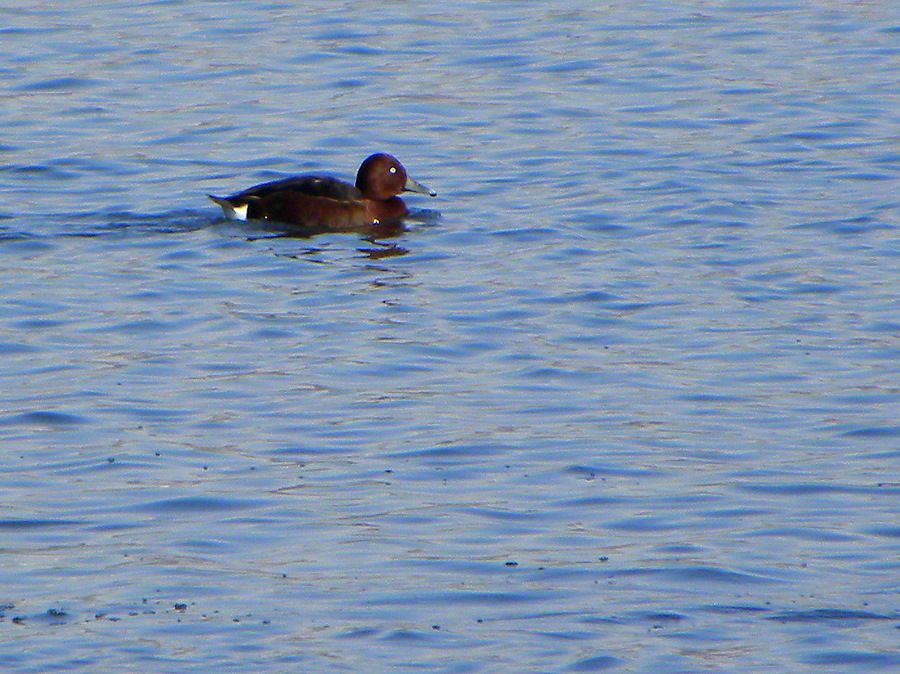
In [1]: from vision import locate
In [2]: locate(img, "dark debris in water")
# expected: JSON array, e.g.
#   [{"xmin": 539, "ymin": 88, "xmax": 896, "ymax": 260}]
[
  {"xmin": 0, "ymin": 599, "xmax": 278, "ymax": 629},
  {"xmin": 6, "ymin": 608, "xmax": 71, "ymax": 625}
]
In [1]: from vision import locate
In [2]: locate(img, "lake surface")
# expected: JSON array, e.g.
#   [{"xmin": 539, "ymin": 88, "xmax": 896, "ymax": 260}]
[{"xmin": 1, "ymin": 1, "xmax": 898, "ymax": 671}]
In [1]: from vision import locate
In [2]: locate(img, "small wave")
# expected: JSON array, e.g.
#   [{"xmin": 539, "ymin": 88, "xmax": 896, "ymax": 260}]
[
  {"xmin": 13, "ymin": 76, "xmax": 102, "ymax": 92},
  {"xmin": 768, "ymin": 608, "xmax": 896, "ymax": 623},
  {"xmin": 0, "ymin": 210, "xmax": 217, "ymax": 241},
  {"xmin": 131, "ymin": 495, "xmax": 265, "ymax": 514},
  {"xmin": 0, "ymin": 410, "xmax": 87, "ymax": 427},
  {"xmin": 0, "ymin": 518, "xmax": 85, "ymax": 530}
]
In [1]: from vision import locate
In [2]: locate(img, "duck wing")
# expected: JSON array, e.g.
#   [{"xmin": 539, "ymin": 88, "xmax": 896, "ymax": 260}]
[{"xmin": 229, "ymin": 175, "xmax": 363, "ymax": 202}]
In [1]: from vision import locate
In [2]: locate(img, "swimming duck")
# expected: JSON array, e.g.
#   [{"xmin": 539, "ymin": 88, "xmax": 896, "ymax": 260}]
[{"xmin": 208, "ymin": 153, "xmax": 436, "ymax": 231}]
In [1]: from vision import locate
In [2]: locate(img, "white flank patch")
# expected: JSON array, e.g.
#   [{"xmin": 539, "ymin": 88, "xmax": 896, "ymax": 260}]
[
  {"xmin": 209, "ymin": 196, "xmax": 249, "ymax": 221},
  {"xmin": 230, "ymin": 203, "xmax": 249, "ymax": 221}
]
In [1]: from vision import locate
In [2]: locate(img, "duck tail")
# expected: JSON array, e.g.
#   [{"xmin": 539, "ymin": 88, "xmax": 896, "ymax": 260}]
[{"xmin": 208, "ymin": 194, "xmax": 249, "ymax": 221}]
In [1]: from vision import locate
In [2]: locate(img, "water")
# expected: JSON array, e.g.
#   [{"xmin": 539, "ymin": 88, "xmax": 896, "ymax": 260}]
[{"xmin": 1, "ymin": 1, "xmax": 899, "ymax": 671}]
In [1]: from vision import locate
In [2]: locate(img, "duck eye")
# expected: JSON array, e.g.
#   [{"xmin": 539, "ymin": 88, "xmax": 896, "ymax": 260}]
[{"xmin": 389, "ymin": 166, "xmax": 397, "ymax": 174}]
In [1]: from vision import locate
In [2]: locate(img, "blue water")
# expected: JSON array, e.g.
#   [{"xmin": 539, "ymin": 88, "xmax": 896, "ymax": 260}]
[{"xmin": 1, "ymin": 2, "xmax": 899, "ymax": 672}]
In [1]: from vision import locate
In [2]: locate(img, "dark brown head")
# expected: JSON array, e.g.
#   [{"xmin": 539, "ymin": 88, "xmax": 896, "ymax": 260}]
[{"xmin": 355, "ymin": 153, "xmax": 436, "ymax": 201}]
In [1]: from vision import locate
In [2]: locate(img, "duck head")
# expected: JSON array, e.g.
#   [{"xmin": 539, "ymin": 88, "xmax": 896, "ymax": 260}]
[{"xmin": 356, "ymin": 153, "xmax": 436, "ymax": 200}]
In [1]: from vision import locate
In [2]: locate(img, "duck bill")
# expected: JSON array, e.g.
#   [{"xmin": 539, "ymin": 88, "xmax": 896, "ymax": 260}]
[{"xmin": 404, "ymin": 175, "xmax": 437, "ymax": 197}]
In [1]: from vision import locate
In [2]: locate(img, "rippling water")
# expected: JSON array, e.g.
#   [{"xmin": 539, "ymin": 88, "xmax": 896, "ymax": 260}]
[{"xmin": 1, "ymin": 2, "xmax": 898, "ymax": 672}]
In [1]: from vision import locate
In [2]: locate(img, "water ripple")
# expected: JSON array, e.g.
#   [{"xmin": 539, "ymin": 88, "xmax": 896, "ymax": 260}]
[{"xmin": 1, "ymin": 2, "xmax": 898, "ymax": 672}]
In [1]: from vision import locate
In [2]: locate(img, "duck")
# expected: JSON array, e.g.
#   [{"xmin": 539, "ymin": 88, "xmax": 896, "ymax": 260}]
[{"xmin": 208, "ymin": 153, "xmax": 436, "ymax": 231}]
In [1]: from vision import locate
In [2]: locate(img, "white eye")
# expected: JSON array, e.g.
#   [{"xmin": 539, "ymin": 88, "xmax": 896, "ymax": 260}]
[{"xmin": 389, "ymin": 166, "xmax": 397, "ymax": 174}]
